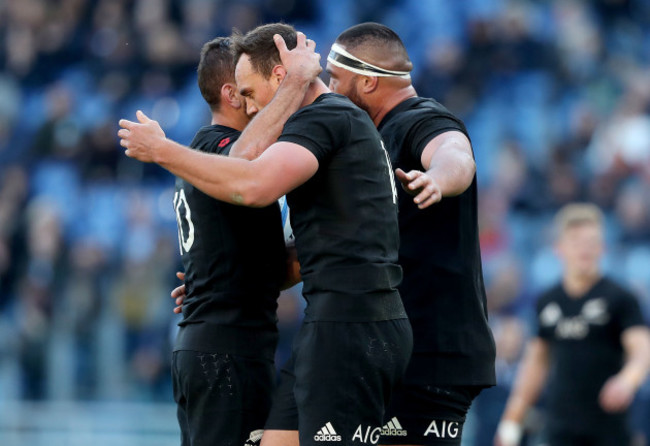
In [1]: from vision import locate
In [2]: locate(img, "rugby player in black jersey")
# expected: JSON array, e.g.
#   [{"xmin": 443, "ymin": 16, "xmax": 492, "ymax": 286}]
[
  {"xmin": 324, "ymin": 23, "xmax": 496, "ymax": 445},
  {"xmin": 119, "ymin": 24, "xmax": 413, "ymax": 446},
  {"xmin": 496, "ymin": 204, "xmax": 650, "ymax": 446},
  {"xmin": 165, "ymin": 36, "xmax": 314, "ymax": 446}
]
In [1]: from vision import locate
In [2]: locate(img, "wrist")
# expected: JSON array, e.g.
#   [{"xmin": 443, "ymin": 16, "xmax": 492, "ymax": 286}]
[
  {"xmin": 152, "ymin": 137, "xmax": 172, "ymax": 166},
  {"xmin": 283, "ymin": 70, "xmax": 313, "ymax": 88},
  {"xmin": 497, "ymin": 420, "xmax": 523, "ymax": 445}
]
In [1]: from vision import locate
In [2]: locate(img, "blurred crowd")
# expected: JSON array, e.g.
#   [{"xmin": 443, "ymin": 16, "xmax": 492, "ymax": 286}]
[{"xmin": 1, "ymin": 0, "xmax": 650, "ymax": 443}]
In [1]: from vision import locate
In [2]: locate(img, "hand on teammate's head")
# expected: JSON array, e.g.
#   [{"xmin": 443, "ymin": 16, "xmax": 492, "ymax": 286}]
[{"xmin": 274, "ymin": 31, "xmax": 322, "ymax": 83}]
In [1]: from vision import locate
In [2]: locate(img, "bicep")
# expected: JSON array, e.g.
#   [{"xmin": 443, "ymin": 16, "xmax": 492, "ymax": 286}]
[
  {"xmin": 251, "ymin": 141, "xmax": 319, "ymax": 202},
  {"xmin": 420, "ymin": 130, "xmax": 473, "ymax": 170}
]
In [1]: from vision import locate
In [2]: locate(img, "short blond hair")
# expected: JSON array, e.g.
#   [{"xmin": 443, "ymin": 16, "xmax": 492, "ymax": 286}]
[{"xmin": 554, "ymin": 203, "xmax": 604, "ymax": 237}]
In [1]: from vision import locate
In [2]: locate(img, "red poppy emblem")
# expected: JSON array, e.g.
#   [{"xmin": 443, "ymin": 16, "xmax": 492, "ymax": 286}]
[{"xmin": 218, "ymin": 137, "xmax": 231, "ymax": 148}]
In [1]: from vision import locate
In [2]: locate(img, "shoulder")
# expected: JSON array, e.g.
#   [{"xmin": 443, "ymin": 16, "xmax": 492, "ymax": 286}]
[
  {"xmin": 293, "ymin": 93, "xmax": 362, "ymax": 119},
  {"xmin": 380, "ymin": 97, "xmax": 468, "ymax": 138},
  {"xmin": 536, "ymin": 283, "xmax": 564, "ymax": 309},
  {"xmin": 597, "ymin": 277, "xmax": 638, "ymax": 303},
  {"xmin": 190, "ymin": 125, "xmax": 241, "ymax": 154}
]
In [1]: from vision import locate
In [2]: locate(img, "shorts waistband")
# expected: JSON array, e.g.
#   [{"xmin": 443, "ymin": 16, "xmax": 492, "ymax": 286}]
[
  {"xmin": 174, "ymin": 323, "xmax": 278, "ymax": 359},
  {"xmin": 304, "ymin": 290, "xmax": 407, "ymax": 322},
  {"xmin": 302, "ymin": 264, "xmax": 403, "ymax": 295}
]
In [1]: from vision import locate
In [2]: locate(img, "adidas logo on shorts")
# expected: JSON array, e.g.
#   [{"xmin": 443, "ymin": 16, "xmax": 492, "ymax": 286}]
[
  {"xmin": 244, "ymin": 429, "xmax": 264, "ymax": 446},
  {"xmin": 314, "ymin": 422, "xmax": 342, "ymax": 442},
  {"xmin": 381, "ymin": 417, "xmax": 408, "ymax": 437}
]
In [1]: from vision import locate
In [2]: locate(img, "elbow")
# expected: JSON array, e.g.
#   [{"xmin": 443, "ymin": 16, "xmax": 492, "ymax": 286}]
[
  {"xmin": 453, "ymin": 155, "xmax": 476, "ymax": 195},
  {"xmin": 233, "ymin": 180, "xmax": 277, "ymax": 208}
]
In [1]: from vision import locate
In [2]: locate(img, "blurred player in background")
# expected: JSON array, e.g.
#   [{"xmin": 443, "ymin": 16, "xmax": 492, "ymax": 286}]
[
  {"xmin": 119, "ymin": 23, "xmax": 413, "ymax": 446},
  {"xmin": 496, "ymin": 203, "xmax": 650, "ymax": 446},
  {"xmin": 326, "ymin": 23, "xmax": 496, "ymax": 445},
  {"xmin": 165, "ymin": 35, "xmax": 310, "ymax": 446}
]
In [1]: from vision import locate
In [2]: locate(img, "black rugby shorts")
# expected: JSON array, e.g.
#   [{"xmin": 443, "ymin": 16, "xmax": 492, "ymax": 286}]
[
  {"xmin": 172, "ymin": 350, "xmax": 275, "ymax": 446},
  {"xmin": 380, "ymin": 380, "xmax": 484, "ymax": 445},
  {"xmin": 265, "ymin": 319, "xmax": 413, "ymax": 445}
]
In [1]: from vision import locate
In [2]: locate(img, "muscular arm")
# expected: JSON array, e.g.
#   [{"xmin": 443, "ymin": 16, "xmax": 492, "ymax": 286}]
[
  {"xmin": 599, "ymin": 326, "xmax": 650, "ymax": 412},
  {"xmin": 421, "ymin": 130, "xmax": 476, "ymax": 195},
  {"xmin": 156, "ymin": 139, "xmax": 318, "ymax": 207},
  {"xmin": 395, "ymin": 130, "xmax": 476, "ymax": 208},
  {"xmin": 496, "ymin": 337, "xmax": 550, "ymax": 445}
]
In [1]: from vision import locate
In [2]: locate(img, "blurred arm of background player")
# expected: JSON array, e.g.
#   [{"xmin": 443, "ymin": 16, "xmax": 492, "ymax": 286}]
[
  {"xmin": 599, "ymin": 326, "xmax": 650, "ymax": 412},
  {"xmin": 395, "ymin": 130, "xmax": 475, "ymax": 210},
  {"xmin": 494, "ymin": 337, "xmax": 550, "ymax": 446}
]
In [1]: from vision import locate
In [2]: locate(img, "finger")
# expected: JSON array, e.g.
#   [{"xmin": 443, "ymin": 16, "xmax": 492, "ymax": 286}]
[
  {"xmin": 417, "ymin": 194, "xmax": 438, "ymax": 209},
  {"xmin": 413, "ymin": 187, "xmax": 432, "ymax": 204},
  {"xmin": 120, "ymin": 139, "xmax": 129, "ymax": 148},
  {"xmin": 117, "ymin": 129, "xmax": 130, "ymax": 139},
  {"xmin": 136, "ymin": 110, "xmax": 151, "ymax": 124},
  {"xmin": 173, "ymin": 306, "xmax": 182, "ymax": 314},
  {"xmin": 394, "ymin": 168, "xmax": 410, "ymax": 183},
  {"xmin": 171, "ymin": 285, "xmax": 185, "ymax": 298},
  {"xmin": 408, "ymin": 175, "xmax": 428, "ymax": 190},
  {"xmin": 273, "ymin": 34, "xmax": 288, "ymax": 54},
  {"xmin": 119, "ymin": 119, "xmax": 135, "ymax": 130},
  {"xmin": 295, "ymin": 31, "xmax": 306, "ymax": 47},
  {"xmin": 176, "ymin": 297, "xmax": 184, "ymax": 306},
  {"xmin": 416, "ymin": 189, "xmax": 441, "ymax": 208},
  {"xmin": 306, "ymin": 39, "xmax": 316, "ymax": 50},
  {"xmin": 176, "ymin": 271, "xmax": 185, "ymax": 280}
]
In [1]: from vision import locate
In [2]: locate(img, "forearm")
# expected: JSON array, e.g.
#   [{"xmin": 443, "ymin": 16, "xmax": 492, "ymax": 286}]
[
  {"xmin": 230, "ymin": 72, "xmax": 311, "ymax": 160},
  {"xmin": 425, "ymin": 146, "xmax": 475, "ymax": 197},
  {"xmin": 154, "ymin": 137, "xmax": 265, "ymax": 206},
  {"xmin": 619, "ymin": 328, "xmax": 650, "ymax": 390},
  {"xmin": 502, "ymin": 342, "xmax": 549, "ymax": 423}
]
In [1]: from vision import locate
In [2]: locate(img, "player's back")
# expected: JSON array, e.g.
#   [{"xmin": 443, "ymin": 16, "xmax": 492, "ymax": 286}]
[
  {"xmin": 278, "ymin": 93, "xmax": 405, "ymax": 322},
  {"xmin": 173, "ymin": 125, "xmax": 286, "ymax": 354}
]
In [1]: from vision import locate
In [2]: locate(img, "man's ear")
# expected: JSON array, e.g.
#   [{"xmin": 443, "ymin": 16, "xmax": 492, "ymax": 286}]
[
  {"xmin": 271, "ymin": 64, "xmax": 287, "ymax": 86},
  {"xmin": 221, "ymin": 83, "xmax": 242, "ymax": 109},
  {"xmin": 360, "ymin": 75, "xmax": 379, "ymax": 94}
]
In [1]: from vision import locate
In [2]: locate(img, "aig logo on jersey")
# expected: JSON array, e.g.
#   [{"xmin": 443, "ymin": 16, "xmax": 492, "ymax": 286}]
[
  {"xmin": 314, "ymin": 422, "xmax": 342, "ymax": 442},
  {"xmin": 424, "ymin": 419, "xmax": 460, "ymax": 439}
]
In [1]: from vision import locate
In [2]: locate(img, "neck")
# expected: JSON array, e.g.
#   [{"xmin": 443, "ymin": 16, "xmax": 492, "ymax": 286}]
[
  {"xmin": 301, "ymin": 78, "xmax": 330, "ymax": 107},
  {"xmin": 210, "ymin": 109, "xmax": 247, "ymax": 132},
  {"xmin": 369, "ymin": 84, "xmax": 417, "ymax": 127},
  {"xmin": 562, "ymin": 270, "xmax": 601, "ymax": 298}
]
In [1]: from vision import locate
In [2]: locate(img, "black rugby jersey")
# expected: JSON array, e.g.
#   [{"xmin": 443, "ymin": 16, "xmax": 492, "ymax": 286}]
[
  {"xmin": 378, "ymin": 97, "xmax": 496, "ymax": 386},
  {"xmin": 536, "ymin": 277, "xmax": 645, "ymax": 434},
  {"xmin": 278, "ymin": 93, "xmax": 405, "ymax": 322},
  {"xmin": 173, "ymin": 125, "xmax": 286, "ymax": 358}
]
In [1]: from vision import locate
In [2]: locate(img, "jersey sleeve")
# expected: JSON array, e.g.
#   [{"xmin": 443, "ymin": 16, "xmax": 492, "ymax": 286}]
[
  {"xmin": 406, "ymin": 114, "xmax": 469, "ymax": 165},
  {"xmin": 277, "ymin": 102, "xmax": 348, "ymax": 163},
  {"xmin": 535, "ymin": 294, "xmax": 553, "ymax": 340},
  {"xmin": 614, "ymin": 291, "xmax": 646, "ymax": 332}
]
